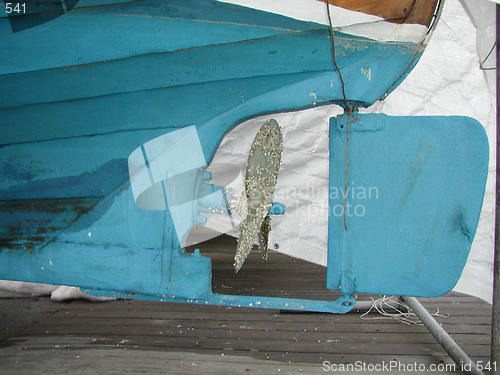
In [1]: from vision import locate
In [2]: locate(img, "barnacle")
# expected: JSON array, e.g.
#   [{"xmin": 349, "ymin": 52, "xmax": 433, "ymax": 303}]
[{"xmin": 234, "ymin": 119, "xmax": 283, "ymax": 273}]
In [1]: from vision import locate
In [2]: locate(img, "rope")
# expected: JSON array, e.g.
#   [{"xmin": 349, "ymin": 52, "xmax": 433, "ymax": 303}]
[
  {"xmin": 342, "ymin": 113, "xmax": 351, "ymax": 231},
  {"xmin": 325, "ymin": 0, "xmax": 350, "ymax": 111},
  {"xmin": 360, "ymin": 296, "xmax": 448, "ymax": 325},
  {"xmin": 325, "ymin": 0, "xmax": 353, "ymax": 230}
]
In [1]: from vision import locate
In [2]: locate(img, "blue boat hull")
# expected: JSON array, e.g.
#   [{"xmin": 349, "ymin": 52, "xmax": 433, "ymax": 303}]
[
  {"xmin": 0, "ymin": 0, "xmax": 422, "ymax": 246},
  {"xmin": 3, "ymin": 0, "xmax": 484, "ymax": 312}
]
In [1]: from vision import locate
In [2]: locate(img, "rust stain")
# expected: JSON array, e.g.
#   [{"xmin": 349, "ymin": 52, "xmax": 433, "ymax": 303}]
[
  {"xmin": 316, "ymin": 0, "xmax": 439, "ymax": 26},
  {"xmin": 26, "ymin": 243, "xmax": 35, "ymax": 254}
]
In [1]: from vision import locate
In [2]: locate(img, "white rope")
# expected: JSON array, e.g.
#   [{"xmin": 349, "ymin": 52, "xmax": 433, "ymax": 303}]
[{"xmin": 360, "ymin": 295, "xmax": 448, "ymax": 325}]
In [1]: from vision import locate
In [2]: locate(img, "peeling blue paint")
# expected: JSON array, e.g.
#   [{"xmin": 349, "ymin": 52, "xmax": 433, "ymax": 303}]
[{"xmin": 451, "ymin": 208, "xmax": 474, "ymax": 243}]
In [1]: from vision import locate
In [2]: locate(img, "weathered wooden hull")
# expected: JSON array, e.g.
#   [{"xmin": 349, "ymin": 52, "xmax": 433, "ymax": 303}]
[
  {"xmin": 3, "ymin": 0, "xmax": 485, "ymax": 312},
  {"xmin": 0, "ymin": 0, "xmax": 426, "ymax": 245}
]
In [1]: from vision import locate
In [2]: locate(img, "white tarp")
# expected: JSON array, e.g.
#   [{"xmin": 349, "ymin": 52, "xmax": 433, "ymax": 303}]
[
  {"xmin": 204, "ymin": 0, "xmax": 497, "ymax": 304},
  {"xmin": 218, "ymin": 0, "xmax": 429, "ymax": 43}
]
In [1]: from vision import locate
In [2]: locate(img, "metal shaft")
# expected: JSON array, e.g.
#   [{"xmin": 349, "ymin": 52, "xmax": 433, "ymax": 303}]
[{"xmin": 402, "ymin": 296, "xmax": 484, "ymax": 375}]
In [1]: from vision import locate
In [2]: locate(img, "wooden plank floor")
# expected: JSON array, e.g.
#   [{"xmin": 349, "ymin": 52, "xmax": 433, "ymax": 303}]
[{"xmin": 0, "ymin": 235, "xmax": 493, "ymax": 374}]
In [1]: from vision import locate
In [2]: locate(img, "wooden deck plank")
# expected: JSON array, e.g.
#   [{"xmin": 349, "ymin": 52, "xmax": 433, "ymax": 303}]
[
  {"xmin": 17, "ymin": 316, "xmax": 493, "ymax": 335},
  {"xmin": 22, "ymin": 308, "xmax": 492, "ymax": 327},
  {"xmin": 0, "ymin": 344, "xmax": 467, "ymax": 375},
  {"xmin": 17, "ymin": 324, "xmax": 489, "ymax": 345},
  {"xmin": 0, "ymin": 234, "xmax": 493, "ymax": 374}
]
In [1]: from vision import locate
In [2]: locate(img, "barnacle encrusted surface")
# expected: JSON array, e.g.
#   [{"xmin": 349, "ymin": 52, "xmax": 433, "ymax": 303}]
[
  {"xmin": 258, "ymin": 214, "xmax": 271, "ymax": 262},
  {"xmin": 234, "ymin": 119, "xmax": 283, "ymax": 273}
]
